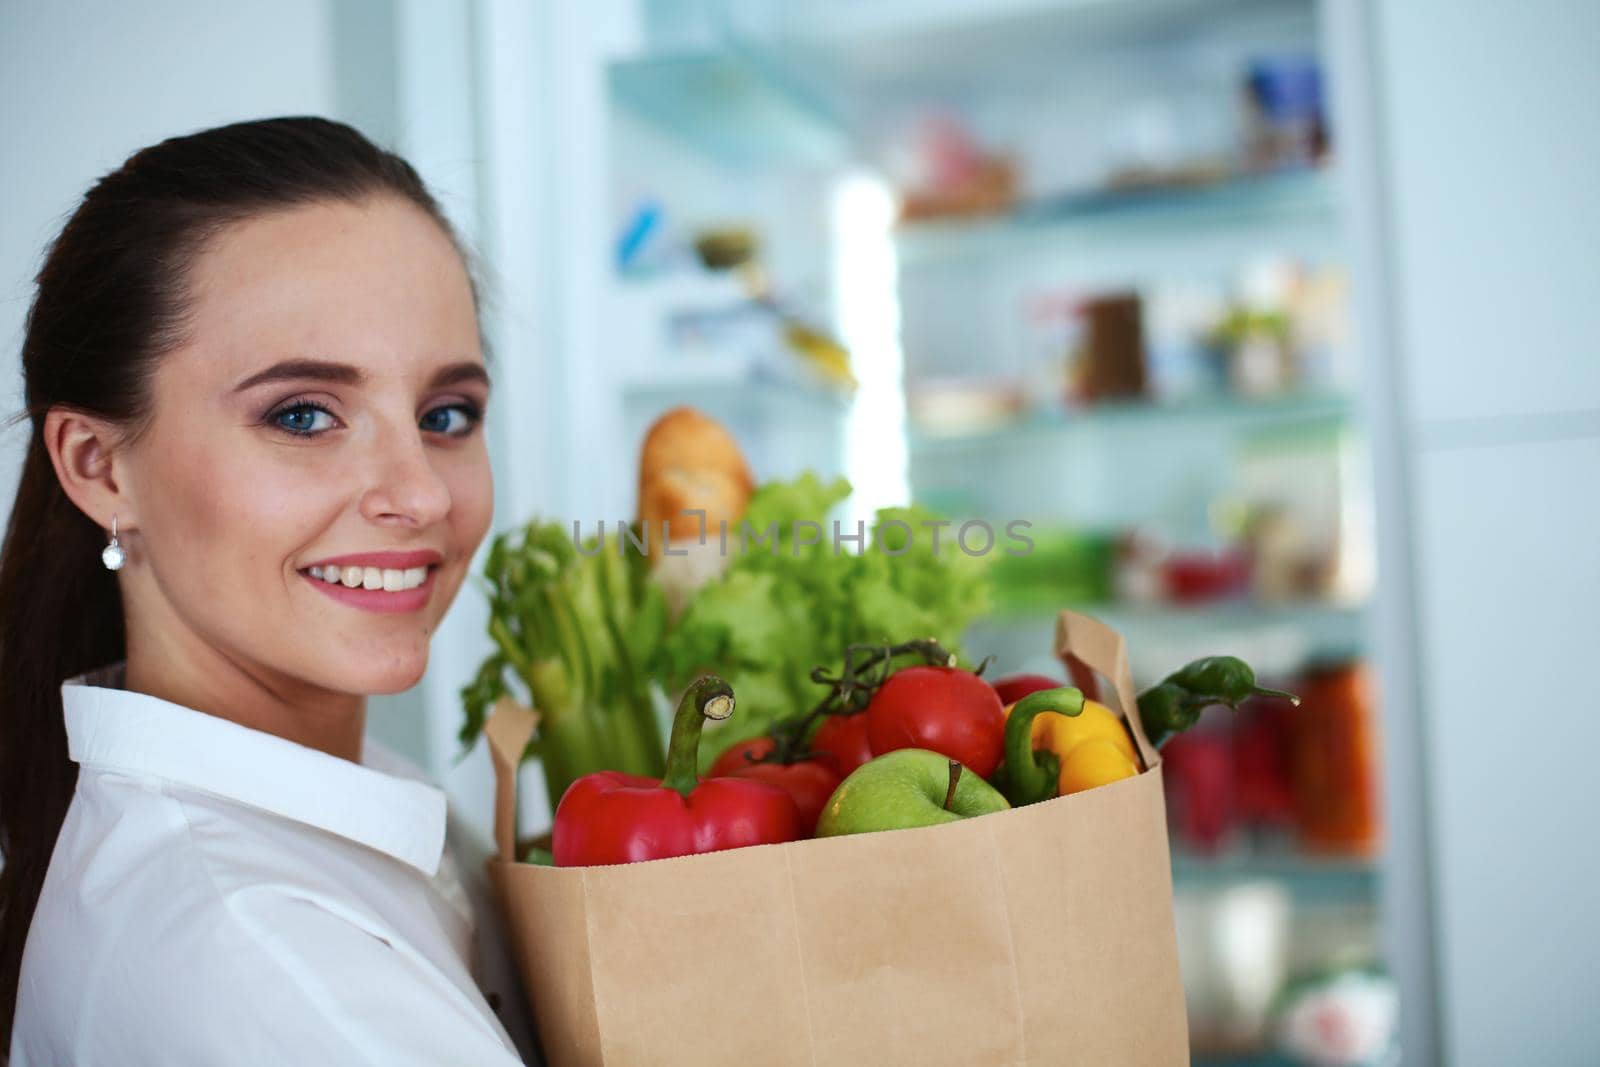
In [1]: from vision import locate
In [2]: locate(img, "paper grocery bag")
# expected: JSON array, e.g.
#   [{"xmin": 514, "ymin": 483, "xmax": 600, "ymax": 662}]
[{"xmin": 485, "ymin": 609, "xmax": 1188, "ymax": 1066}]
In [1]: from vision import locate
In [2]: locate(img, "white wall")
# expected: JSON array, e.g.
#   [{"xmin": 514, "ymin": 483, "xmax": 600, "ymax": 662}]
[
  {"xmin": 0, "ymin": 0, "xmax": 337, "ymax": 501},
  {"xmin": 1346, "ymin": 1, "xmax": 1600, "ymax": 1063}
]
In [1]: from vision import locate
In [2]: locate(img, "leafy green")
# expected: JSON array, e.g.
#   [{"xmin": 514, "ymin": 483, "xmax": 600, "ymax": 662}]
[
  {"xmin": 463, "ymin": 472, "xmax": 995, "ymax": 795},
  {"xmin": 459, "ymin": 520, "xmax": 667, "ymax": 816},
  {"xmin": 653, "ymin": 473, "xmax": 993, "ymax": 772}
]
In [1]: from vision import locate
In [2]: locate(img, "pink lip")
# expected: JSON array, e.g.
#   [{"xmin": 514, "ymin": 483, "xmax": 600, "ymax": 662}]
[
  {"xmin": 302, "ymin": 549, "xmax": 444, "ymax": 570},
  {"xmin": 302, "ymin": 565, "xmax": 439, "ymax": 615}
]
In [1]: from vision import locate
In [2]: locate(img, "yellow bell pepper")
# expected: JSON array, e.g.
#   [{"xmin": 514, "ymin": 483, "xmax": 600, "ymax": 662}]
[
  {"xmin": 997, "ymin": 690, "xmax": 1141, "ymax": 805},
  {"xmin": 1057, "ymin": 736, "xmax": 1139, "ymax": 795}
]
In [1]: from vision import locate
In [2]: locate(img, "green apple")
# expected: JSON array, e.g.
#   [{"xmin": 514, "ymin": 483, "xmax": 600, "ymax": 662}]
[{"xmin": 814, "ymin": 749, "xmax": 1011, "ymax": 837}]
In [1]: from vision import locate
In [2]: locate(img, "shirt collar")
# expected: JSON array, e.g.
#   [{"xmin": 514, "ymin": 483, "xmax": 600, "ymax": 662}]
[{"xmin": 61, "ymin": 660, "xmax": 448, "ymax": 877}]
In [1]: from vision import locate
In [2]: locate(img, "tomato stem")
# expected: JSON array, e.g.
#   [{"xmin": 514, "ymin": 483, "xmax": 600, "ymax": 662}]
[{"xmin": 762, "ymin": 637, "xmax": 957, "ymax": 766}]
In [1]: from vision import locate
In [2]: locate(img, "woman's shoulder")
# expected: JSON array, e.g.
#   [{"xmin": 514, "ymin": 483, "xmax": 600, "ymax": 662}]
[
  {"xmin": 38, "ymin": 772, "xmax": 365, "ymax": 942},
  {"xmin": 41, "ymin": 766, "xmax": 447, "ymax": 983},
  {"xmin": 68, "ymin": 765, "xmax": 395, "ymax": 897},
  {"xmin": 17, "ymin": 827, "xmax": 522, "ymax": 1065},
  {"xmin": 19, "ymin": 788, "xmax": 346, "ymax": 1057}
]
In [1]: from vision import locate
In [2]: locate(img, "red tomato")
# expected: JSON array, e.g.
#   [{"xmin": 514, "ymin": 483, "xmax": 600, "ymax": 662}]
[
  {"xmin": 865, "ymin": 665, "xmax": 1007, "ymax": 779},
  {"xmin": 808, "ymin": 713, "xmax": 875, "ymax": 777},
  {"xmin": 708, "ymin": 734, "xmax": 841, "ymax": 837},
  {"xmin": 990, "ymin": 672, "xmax": 1066, "ymax": 706},
  {"xmin": 709, "ymin": 735, "xmax": 776, "ymax": 778}
]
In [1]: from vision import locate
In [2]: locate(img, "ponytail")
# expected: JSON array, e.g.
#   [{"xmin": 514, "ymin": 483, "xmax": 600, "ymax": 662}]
[{"xmin": 0, "ymin": 437, "xmax": 125, "ymax": 1039}]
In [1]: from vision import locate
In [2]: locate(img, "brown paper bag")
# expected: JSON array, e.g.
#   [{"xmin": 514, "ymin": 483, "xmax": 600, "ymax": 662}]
[{"xmin": 484, "ymin": 610, "xmax": 1188, "ymax": 1066}]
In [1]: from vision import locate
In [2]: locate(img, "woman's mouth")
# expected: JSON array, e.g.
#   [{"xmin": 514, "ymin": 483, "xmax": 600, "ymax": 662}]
[{"xmin": 299, "ymin": 563, "xmax": 439, "ymax": 614}]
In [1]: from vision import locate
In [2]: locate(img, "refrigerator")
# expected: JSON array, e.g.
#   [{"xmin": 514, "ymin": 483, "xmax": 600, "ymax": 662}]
[{"xmin": 392, "ymin": 1, "xmax": 1600, "ymax": 1063}]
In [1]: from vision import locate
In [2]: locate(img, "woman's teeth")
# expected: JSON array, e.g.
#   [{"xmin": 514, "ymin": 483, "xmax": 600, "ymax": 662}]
[{"xmin": 307, "ymin": 564, "xmax": 429, "ymax": 591}]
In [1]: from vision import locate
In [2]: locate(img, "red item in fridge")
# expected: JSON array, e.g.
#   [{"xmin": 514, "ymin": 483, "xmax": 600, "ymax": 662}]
[
  {"xmin": 1161, "ymin": 548, "xmax": 1252, "ymax": 603},
  {"xmin": 1160, "ymin": 727, "xmax": 1236, "ymax": 853},
  {"xmin": 1231, "ymin": 700, "xmax": 1298, "ymax": 830}
]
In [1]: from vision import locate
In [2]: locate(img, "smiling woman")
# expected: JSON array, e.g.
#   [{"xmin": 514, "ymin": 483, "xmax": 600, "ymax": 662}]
[{"xmin": 0, "ymin": 118, "xmax": 527, "ymax": 1065}]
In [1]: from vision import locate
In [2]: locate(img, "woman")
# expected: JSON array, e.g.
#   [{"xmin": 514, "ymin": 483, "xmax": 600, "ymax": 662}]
[{"xmin": 0, "ymin": 117, "xmax": 530, "ymax": 1064}]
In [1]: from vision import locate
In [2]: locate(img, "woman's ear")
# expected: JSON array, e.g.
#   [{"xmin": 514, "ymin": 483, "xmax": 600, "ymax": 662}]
[{"xmin": 42, "ymin": 406, "xmax": 135, "ymax": 535}]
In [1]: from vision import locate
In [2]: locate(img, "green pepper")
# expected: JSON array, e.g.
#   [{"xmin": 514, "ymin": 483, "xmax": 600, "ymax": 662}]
[
  {"xmin": 1137, "ymin": 655, "xmax": 1299, "ymax": 748},
  {"xmin": 990, "ymin": 686, "xmax": 1086, "ymax": 807}
]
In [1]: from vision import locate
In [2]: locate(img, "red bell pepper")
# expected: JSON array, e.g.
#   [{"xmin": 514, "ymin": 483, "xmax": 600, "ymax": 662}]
[
  {"xmin": 708, "ymin": 734, "xmax": 841, "ymax": 837},
  {"xmin": 552, "ymin": 676, "xmax": 802, "ymax": 866}
]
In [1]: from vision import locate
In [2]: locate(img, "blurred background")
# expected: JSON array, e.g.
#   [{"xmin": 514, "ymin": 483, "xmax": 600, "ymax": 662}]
[{"xmin": 3, "ymin": 1, "xmax": 1596, "ymax": 1064}]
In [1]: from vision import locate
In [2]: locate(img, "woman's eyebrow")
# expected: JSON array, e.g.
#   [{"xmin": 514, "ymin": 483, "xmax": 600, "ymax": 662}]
[
  {"xmin": 431, "ymin": 361, "xmax": 492, "ymax": 392},
  {"xmin": 231, "ymin": 358, "xmax": 491, "ymax": 393}
]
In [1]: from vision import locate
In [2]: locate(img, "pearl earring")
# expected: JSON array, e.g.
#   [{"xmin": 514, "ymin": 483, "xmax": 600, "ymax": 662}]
[{"xmin": 102, "ymin": 514, "xmax": 126, "ymax": 571}]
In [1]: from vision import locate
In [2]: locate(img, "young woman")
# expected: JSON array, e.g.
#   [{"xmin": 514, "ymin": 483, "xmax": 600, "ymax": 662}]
[{"xmin": 0, "ymin": 117, "xmax": 530, "ymax": 1064}]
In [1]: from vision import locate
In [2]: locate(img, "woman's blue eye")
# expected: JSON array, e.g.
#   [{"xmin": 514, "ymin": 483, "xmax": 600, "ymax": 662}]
[
  {"xmin": 421, "ymin": 403, "xmax": 483, "ymax": 436},
  {"xmin": 272, "ymin": 402, "xmax": 336, "ymax": 436}
]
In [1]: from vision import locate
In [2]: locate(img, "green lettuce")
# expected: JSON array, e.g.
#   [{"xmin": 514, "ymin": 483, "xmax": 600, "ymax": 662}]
[{"xmin": 653, "ymin": 473, "xmax": 993, "ymax": 772}]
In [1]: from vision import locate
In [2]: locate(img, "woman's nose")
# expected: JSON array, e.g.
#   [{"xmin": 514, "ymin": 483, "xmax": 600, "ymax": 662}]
[{"xmin": 358, "ymin": 427, "xmax": 452, "ymax": 528}]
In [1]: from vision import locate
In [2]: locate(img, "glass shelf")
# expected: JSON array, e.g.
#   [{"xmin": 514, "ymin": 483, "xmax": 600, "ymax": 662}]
[
  {"xmin": 894, "ymin": 168, "xmax": 1339, "ymax": 268},
  {"xmin": 1172, "ymin": 847, "xmax": 1380, "ymax": 906},
  {"xmin": 608, "ymin": 46, "xmax": 848, "ymax": 169},
  {"xmin": 621, "ymin": 364, "xmax": 852, "ymax": 410},
  {"xmin": 909, "ymin": 389, "xmax": 1355, "ymax": 453},
  {"xmin": 967, "ymin": 600, "xmax": 1369, "ymax": 680}
]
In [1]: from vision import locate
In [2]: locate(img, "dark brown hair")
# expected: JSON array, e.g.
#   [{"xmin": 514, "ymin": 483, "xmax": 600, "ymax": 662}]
[{"xmin": 0, "ymin": 116, "xmax": 487, "ymax": 1047}]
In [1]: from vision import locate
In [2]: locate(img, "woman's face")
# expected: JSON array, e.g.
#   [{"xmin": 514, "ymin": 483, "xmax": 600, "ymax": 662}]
[{"xmin": 120, "ymin": 194, "xmax": 493, "ymax": 697}]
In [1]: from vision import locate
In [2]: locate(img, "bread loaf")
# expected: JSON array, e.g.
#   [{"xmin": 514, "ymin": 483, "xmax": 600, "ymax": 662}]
[{"xmin": 635, "ymin": 406, "xmax": 754, "ymax": 563}]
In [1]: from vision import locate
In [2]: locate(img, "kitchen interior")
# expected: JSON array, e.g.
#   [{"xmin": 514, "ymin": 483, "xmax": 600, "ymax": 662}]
[{"xmin": 5, "ymin": 1, "xmax": 1596, "ymax": 1064}]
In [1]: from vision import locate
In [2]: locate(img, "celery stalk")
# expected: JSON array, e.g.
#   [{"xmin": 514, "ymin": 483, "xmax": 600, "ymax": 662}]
[{"xmin": 460, "ymin": 520, "xmax": 669, "ymax": 821}]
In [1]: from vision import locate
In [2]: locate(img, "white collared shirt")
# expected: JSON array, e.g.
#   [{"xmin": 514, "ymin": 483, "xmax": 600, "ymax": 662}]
[{"xmin": 10, "ymin": 662, "xmax": 531, "ymax": 1066}]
